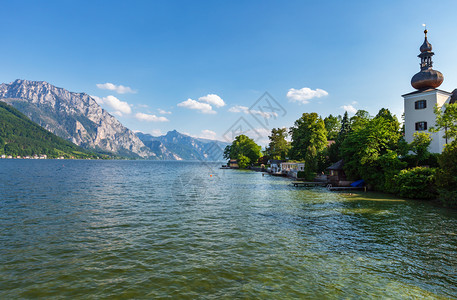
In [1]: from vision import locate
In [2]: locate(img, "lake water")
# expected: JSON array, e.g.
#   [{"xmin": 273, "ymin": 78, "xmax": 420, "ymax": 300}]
[{"xmin": 1, "ymin": 160, "xmax": 456, "ymax": 299}]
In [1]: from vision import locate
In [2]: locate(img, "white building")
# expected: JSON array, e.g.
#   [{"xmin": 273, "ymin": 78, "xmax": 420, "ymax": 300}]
[{"xmin": 402, "ymin": 29, "xmax": 456, "ymax": 153}]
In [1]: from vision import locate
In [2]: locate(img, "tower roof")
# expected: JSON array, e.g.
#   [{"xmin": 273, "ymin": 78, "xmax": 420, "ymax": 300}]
[
  {"xmin": 420, "ymin": 29, "xmax": 433, "ymax": 53},
  {"xmin": 411, "ymin": 29, "xmax": 444, "ymax": 90}
]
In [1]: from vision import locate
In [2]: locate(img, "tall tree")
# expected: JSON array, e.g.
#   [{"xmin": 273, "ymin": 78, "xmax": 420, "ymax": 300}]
[
  {"xmin": 430, "ymin": 103, "xmax": 457, "ymax": 142},
  {"xmin": 324, "ymin": 114, "xmax": 341, "ymax": 140},
  {"xmin": 340, "ymin": 108, "xmax": 404, "ymax": 190},
  {"xmin": 289, "ymin": 112, "xmax": 327, "ymax": 173},
  {"xmin": 225, "ymin": 135, "xmax": 262, "ymax": 168},
  {"xmin": 265, "ymin": 128, "xmax": 290, "ymax": 160},
  {"xmin": 350, "ymin": 109, "xmax": 371, "ymax": 131}
]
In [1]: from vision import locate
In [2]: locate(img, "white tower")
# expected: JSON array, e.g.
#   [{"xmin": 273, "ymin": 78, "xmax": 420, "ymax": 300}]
[{"xmin": 402, "ymin": 29, "xmax": 451, "ymax": 153}]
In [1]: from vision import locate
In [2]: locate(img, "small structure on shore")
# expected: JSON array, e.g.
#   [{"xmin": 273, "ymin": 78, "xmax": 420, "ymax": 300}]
[
  {"xmin": 267, "ymin": 159, "xmax": 286, "ymax": 175},
  {"xmin": 327, "ymin": 160, "xmax": 351, "ymax": 187},
  {"xmin": 228, "ymin": 159, "xmax": 238, "ymax": 168},
  {"xmin": 280, "ymin": 162, "xmax": 305, "ymax": 178}
]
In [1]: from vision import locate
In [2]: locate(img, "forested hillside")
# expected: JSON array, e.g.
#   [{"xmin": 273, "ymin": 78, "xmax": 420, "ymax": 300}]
[{"xmin": 0, "ymin": 101, "xmax": 102, "ymax": 159}]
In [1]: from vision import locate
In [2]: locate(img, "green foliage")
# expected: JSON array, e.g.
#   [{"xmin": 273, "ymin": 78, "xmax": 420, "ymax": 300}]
[
  {"xmin": 409, "ymin": 132, "xmax": 431, "ymax": 166},
  {"xmin": 350, "ymin": 110, "xmax": 371, "ymax": 131},
  {"xmin": 0, "ymin": 101, "xmax": 102, "ymax": 159},
  {"xmin": 225, "ymin": 135, "xmax": 261, "ymax": 168},
  {"xmin": 430, "ymin": 103, "xmax": 457, "ymax": 141},
  {"xmin": 237, "ymin": 155, "xmax": 250, "ymax": 169},
  {"xmin": 338, "ymin": 111, "xmax": 351, "ymax": 141},
  {"xmin": 435, "ymin": 141, "xmax": 457, "ymax": 207},
  {"xmin": 393, "ymin": 167, "xmax": 437, "ymax": 200},
  {"xmin": 265, "ymin": 128, "xmax": 290, "ymax": 160},
  {"xmin": 340, "ymin": 108, "xmax": 402, "ymax": 190},
  {"xmin": 324, "ymin": 114, "xmax": 341, "ymax": 140},
  {"xmin": 289, "ymin": 113, "xmax": 327, "ymax": 173}
]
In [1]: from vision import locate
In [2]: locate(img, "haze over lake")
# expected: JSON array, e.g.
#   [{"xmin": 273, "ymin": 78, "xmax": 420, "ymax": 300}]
[{"xmin": 1, "ymin": 160, "xmax": 456, "ymax": 298}]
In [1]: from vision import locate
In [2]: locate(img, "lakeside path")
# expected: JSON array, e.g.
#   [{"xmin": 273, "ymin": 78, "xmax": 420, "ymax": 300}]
[{"xmin": 1, "ymin": 160, "xmax": 456, "ymax": 299}]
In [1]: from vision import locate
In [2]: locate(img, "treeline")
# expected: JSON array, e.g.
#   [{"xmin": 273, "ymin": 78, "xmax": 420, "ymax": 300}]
[
  {"xmin": 224, "ymin": 104, "xmax": 457, "ymax": 208},
  {"xmin": 0, "ymin": 101, "xmax": 104, "ymax": 159}
]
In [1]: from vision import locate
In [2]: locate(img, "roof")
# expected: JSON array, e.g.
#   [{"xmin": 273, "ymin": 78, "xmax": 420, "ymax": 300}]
[
  {"xmin": 327, "ymin": 159, "xmax": 344, "ymax": 170},
  {"xmin": 402, "ymin": 88, "xmax": 451, "ymax": 97},
  {"xmin": 450, "ymin": 89, "xmax": 457, "ymax": 104},
  {"xmin": 268, "ymin": 159, "xmax": 286, "ymax": 164}
]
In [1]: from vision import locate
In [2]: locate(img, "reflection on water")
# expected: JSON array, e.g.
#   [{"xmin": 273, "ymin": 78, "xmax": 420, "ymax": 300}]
[{"xmin": 0, "ymin": 160, "xmax": 456, "ymax": 298}]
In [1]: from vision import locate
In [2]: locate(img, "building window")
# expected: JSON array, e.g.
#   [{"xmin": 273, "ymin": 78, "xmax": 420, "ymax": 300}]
[
  {"xmin": 415, "ymin": 100, "xmax": 427, "ymax": 109},
  {"xmin": 415, "ymin": 121, "xmax": 427, "ymax": 131}
]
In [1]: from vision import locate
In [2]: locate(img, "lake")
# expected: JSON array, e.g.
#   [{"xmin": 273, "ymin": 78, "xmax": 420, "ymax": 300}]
[{"xmin": 1, "ymin": 160, "xmax": 456, "ymax": 298}]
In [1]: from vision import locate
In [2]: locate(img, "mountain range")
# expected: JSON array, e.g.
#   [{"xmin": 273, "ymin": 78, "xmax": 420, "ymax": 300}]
[{"xmin": 0, "ymin": 79, "xmax": 228, "ymax": 160}]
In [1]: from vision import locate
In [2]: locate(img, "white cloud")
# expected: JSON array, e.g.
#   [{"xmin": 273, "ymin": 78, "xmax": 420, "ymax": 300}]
[
  {"xmin": 150, "ymin": 129, "xmax": 163, "ymax": 136},
  {"xmin": 96, "ymin": 82, "xmax": 137, "ymax": 94},
  {"xmin": 228, "ymin": 105, "xmax": 277, "ymax": 119},
  {"xmin": 341, "ymin": 105, "xmax": 357, "ymax": 114},
  {"xmin": 198, "ymin": 129, "xmax": 218, "ymax": 140},
  {"xmin": 101, "ymin": 95, "xmax": 132, "ymax": 114},
  {"xmin": 158, "ymin": 108, "xmax": 172, "ymax": 115},
  {"xmin": 92, "ymin": 95, "xmax": 132, "ymax": 115},
  {"xmin": 287, "ymin": 87, "xmax": 328, "ymax": 104},
  {"xmin": 111, "ymin": 111, "xmax": 124, "ymax": 117},
  {"xmin": 135, "ymin": 112, "xmax": 169, "ymax": 122},
  {"xmin": 177, "ymin": 98, "xmax": 216, "ymax": 114},
  {"xmin": 228, "ymin": 105, "xmax": 248, "ymax": 113},
  {"xmin": 198, "ymin": 94, "xmax": 225, "ymax": 108}
]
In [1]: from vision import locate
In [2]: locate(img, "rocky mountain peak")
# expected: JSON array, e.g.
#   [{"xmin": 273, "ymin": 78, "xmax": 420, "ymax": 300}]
[{"xmin": 0, "ymin": 79, "xmax": 153, "ymax": 158}]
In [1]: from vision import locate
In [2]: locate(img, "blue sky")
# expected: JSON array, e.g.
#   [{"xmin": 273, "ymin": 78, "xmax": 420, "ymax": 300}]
[{"xmin": 2, "ymin": 0, "xmax": 457, "ymax": 145}]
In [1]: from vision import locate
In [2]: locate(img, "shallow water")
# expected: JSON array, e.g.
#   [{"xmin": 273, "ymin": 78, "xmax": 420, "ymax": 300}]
[{"xmin": 1, "ymin": 160, "xmax": 456, "ymax": 298}]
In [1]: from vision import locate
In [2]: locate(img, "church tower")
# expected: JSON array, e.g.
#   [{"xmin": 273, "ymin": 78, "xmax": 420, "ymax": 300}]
[{"xmin": 402, "ymin": 29, "xmax": 451, "ymax": 153}]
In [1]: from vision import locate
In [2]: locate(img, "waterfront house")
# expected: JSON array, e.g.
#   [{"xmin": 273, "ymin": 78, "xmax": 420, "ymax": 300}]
[
  {"xmin": 268, "ymin": 159, "xmax": 286, "ymax": 175},
  {"xmin": 229, "ymin": 159, "xmax": 238, "ymax": 168},
  {"xmin": 327, "ymin": 160, "xmax": 351, "ymax": 186},
  {"xmin": 280, "ymin": 162, "xmax": 305, "ymax": 178}
]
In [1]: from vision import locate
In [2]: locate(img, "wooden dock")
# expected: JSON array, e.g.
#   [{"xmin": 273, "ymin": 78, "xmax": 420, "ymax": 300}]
[
  {"xmin": 326, "ymin": 185, "xmax": 367, "ymax": 192},
  {"xmin": 291, "ymin": 181, "xmax": 327, "ymax": 187}
]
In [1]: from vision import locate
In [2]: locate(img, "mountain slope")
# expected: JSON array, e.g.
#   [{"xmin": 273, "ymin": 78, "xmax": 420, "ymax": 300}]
[
  {"xmin": 0, "ymin": 79, "xmax": 153, "ymax": 158},
  {"xmin": 137, "ymin": 130, "xmax": 229, "ymax": 161},
  {"xmin": 0, "ymin": 101, "xmax": 102, "ymax": 158}
]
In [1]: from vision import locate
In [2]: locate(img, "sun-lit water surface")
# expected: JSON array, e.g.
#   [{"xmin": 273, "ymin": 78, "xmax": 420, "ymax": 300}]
[{"xmin": 1, "ymin": 160, "xmax": 456, "ymax": 299}]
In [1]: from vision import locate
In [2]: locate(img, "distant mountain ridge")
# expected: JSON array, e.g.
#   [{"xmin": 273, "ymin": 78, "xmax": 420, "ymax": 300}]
[
  {"xmin": 0, "ymin": 79, "xmax": 228, "ymax": 160},
  {"xmin": 0, "ymin": 79, "xmax": 153, "ymax": 158},
  {"xmin": 137, "ymin": 130, "xmax": 229, "ymax": 161}
]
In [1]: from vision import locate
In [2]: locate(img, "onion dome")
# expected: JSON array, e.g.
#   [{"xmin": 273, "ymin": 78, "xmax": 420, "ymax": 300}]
[
  {"xmin": 420, "ymin": 29, "xmax": 432, "ymax": 52},
  {"xmin": 411, "ymin": 29, "xmax": 444, "ymax": 90}
]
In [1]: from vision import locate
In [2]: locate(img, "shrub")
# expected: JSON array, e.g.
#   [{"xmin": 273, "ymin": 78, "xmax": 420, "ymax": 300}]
[
  {"xmin": 437, "ymin": 189, "xmax": 457, "ymax": 208},
  {"xmin": 393, "ymin": 167, "xmax": 437, "ymax": 200}
]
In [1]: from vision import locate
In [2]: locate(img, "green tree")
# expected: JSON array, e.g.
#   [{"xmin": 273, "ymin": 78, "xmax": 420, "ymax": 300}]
[
  {"xmin": 225, "ymin": 135, "xmax": 262, "ymax": 168},
  {"xmin": 430, "ymin": 103, "xmax": 457, "ymax": 142},
  {"xmin": 237, "ymin": 155, "xmax": 250, "ymax": 169},
  {"xmin": 324, "ymin": 114, "xmax": 341, "ymax": 140},
  {"xmin": 435, "ymin": 141, "xmax": 457, "ymax": 207},
  {"xmin": 265, "ymin": 128, "xmax": 290, "ymax": 160},
  {"xmin": 338, "ymin": 111, "xmax": 351, "ymax": 141},
  {"xmin": 409, "ymin": 132, "xmax": 431, "ymax": 166},
  {"xmin": 340, "ymin": 108, "xmax": 403, "ymax": 190},
  {"xmin": 289, "ymin": 112, "xmax": 327, "ymax": 173},
  {"xmin": 350, "ymin": 109, "xmax": 371, "ymax": 131}
]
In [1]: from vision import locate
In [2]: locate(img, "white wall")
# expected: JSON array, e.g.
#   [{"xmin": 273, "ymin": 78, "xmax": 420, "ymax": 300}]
[{"xmin": 403, "ymin": 89, "xmax": 451, "ymax": 153}]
